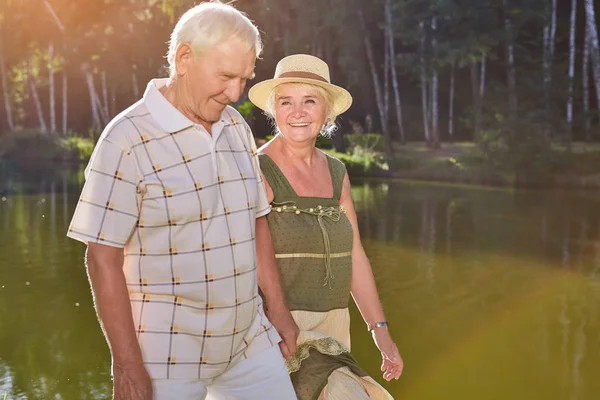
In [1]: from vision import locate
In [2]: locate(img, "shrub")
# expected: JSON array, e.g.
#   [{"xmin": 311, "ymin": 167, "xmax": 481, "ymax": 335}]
[
  {"xmin": 343, "ymin": 133, "xmax": 385, "ymax": 153},
  {"xmin": 0, "ymin": 131, "xmax": 95, "ymax": 164}
]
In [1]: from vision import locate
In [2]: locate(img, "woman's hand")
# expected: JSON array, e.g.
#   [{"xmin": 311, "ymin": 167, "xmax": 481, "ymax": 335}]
[{"xmin": 372, "ymin": 328, "xmax": 403, "ymax": 381}]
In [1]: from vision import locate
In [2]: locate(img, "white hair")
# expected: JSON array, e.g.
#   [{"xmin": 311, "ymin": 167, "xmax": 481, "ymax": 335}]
[
  {"xmin": 167, "ymin": 1, "xmax": 262, "ymax": 78},
  {"xmin": 265, "ymin": 83, "xmax": 338, "ymax": 137}
]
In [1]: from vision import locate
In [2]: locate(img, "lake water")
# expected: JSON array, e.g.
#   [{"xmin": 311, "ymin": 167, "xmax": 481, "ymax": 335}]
[{"xmin": 1, "ymin": 164, "xmax": 599, "ymax": 399}]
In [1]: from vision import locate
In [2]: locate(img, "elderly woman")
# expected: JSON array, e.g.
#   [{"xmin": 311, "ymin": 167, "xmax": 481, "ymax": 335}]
[{"xmin": 249, "ymin": 54, "xmax": 402, "ymax": 400}]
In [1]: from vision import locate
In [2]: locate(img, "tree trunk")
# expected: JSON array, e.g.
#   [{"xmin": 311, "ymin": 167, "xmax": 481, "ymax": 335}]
[
  {"xmin": 62, "ymin": 69, "xmax": 68, "ymax": 135},
  {"xmin": 430, "ymin": 16, "xmax": 440, "ymax": 149},
  {"xmin": 543, "ymin": 0, "xmax": 558, "ymax": 137},
  {"xmin": 0, "ymin": 37, "xmax": 14, "ymax": 132},
  {"xmin": 383, "ymin": 29, "xmax": 390, "ymax": 126},
  {"xmin": 385, "ymin": 0, "xmax": 405, "ymax": 144},
  {"xmin": 82, "ymin": 63, "xmax": 102, "ymax": 131},
  {"xmin": 470, "ymin": 61, "xmax": 482, "ymax": 139},
  {"xmin": 357, "ymin": 10, "xmax": 393, "ymax": 156},
  {"xmin": 101, "ymin": 70, "xmax": 110, "ymax": 120},
  {"xmin": 419, "ymin": 21, "xmax": 431, "ymax": 144},
  {"xmin": 48, "ymin": 43, "xmax": 56, "ymax": 133},
  {"xmin": 449, "ymin": 62, "xmax": 455, "ymax": 142},
  {"xmin": 42, "ymin": 0, "xmax": 67, "ymax": 135},
  {"xmin": 480, "ymin": 51, "xmax": 486, "ymax": 101},
  {"xmin": 583, "ymin": 20, "xmax": 591, "ymax": 139},
  {"xmin": 110, "ymin": 85, "xmax": 117, "ymax": 120},
  {"xmin": 584, "ymin": 0, "xmax": 600, "ymax": 125},
  {"xmin": 567, "ymin": 0, "xmax": 577, "ymax": 147},
  {"xmin": 28, "ymin": 62, "xmax": 48, "ymax": 134},
  {"xmin": 504, "ymin": 0, "xmax": 518, "ymax": 117},
  {"xmin": 132, "ymin": 63, "xmax": 140, "ymax": 100}
]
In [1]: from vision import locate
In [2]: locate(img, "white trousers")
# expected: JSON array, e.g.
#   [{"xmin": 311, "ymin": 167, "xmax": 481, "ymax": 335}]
[{"xmin": 152, "ymin": 345, "xmax": 297, "ymax": 400}]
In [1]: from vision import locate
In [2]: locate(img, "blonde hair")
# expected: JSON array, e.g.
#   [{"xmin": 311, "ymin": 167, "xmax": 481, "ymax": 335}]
[
  {"xmin": 265, "ymin": 83, "xmax": 338, "ymax": 137},
  {"xmin": 167, "ymin": 1, "xmax": 262, "ymax": 78}
]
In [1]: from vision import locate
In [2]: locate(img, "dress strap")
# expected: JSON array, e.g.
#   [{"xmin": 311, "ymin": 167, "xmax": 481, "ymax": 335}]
[
  {"xmin": 258, "ymin": 154, "xmax": 297, "ymax": 200},
  {"xmin": 327, "ymin": 155, "xmax": 348, "ymax": 201}
]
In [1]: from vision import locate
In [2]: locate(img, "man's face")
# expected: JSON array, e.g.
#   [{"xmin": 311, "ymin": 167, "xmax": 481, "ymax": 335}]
[{"xmin": 181, "ymin": 37, "xmax": 256, "ymax": 126}]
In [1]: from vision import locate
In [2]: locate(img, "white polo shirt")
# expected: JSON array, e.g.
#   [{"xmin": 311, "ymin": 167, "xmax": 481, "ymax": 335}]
[{"xmin": 67, "ymin": 78, "xmax": 280, "ymax": 380}]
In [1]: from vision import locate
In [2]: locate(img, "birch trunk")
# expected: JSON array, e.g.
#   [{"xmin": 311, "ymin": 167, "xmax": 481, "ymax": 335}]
[
  {"xmin": 132, "ymin": 63, "xmax": 140, "ymax": 99},
  {"xmin": 62, "ymin": 69, "xmax": 67, "ymax": 135},
  {"xmin": 583, "ymin": 21, "xmax": 591, "ymax": 139},
  {"xmin": 385, "ymin": 0, "xmax": 405, "ymax": 143},
  {"xmin": 383, "ymin": 29, "xmax": 390, "ymax": 126},
  {"xmin": 28, "ymin": 62, "xmax": 48, "ymax": 134},
  {"xmin": 82, "ymin": 63, "xmax": 101, "ymax": 131},
  {"xmin": 101, "ymin": 70, "xmax": 109, "ymax": 120},
  {"xmin": 48, "ymin": 43, "xmax": 56, "ymax": 133},
  {"xmin": 543, "ymin": 0, "xmax": 557, "ymax": 136},
  {"xmin": 567, "ymin": 0, "xmax": 577, "ymax": 145},
  {"xmin": 449, "ymin": 62, "xmax": 455, "ymax": 142},
  {"xmin": 430, "ymin": 16, "xmax": 440, "ymax": 149},
  {"xmin": 42, "ymin": 0, "xmax": 67, "ymax": 135},
  {"xmin": 357, "ymin": 10, "xmax": 393, "ymax": 156},
  {"xmin": 110, "ymin": 85, "xmax": 117, "ymax": 120},
  {"xmin": 419, "ymin": 21, "xmax": 431, "ymax": 144},
  {"xmin": 480, "ymin": 51, "xmax": 486, "ymax": 101},
  {"xmin": 584, "ymin": 0, "xmax": 600, "ymax": 123},
  {"xmin": 470, "ymin": 60, "xmax": 483, "ymax": 139},
  {"xmin": 504, "ymin": 0, "xmax": 517, "ymax": 117},
  {"xmin": 0, "ymin": 37, "xmax": 14, "ymax": 131}
]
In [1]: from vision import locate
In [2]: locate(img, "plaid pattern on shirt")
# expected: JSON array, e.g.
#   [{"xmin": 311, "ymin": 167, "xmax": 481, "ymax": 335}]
[{"xmin": 67, "ymin": 79, "xmax": 280, "ymax": 379}]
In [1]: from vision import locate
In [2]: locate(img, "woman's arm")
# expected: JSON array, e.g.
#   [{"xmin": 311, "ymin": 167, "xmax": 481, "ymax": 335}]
[{"xmin": 339, "ymin": 173, "xmax": 403, "ymax": 381}]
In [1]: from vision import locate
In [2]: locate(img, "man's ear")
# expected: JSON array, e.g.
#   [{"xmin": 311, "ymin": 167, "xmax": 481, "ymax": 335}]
[{"xmin": 175, "ymin": 43, "xmax": 193, "ymax": 77}]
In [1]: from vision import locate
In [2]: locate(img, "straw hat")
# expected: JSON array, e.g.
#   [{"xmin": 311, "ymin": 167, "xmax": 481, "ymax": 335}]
[{"xmin": 248, "ymin": 54, "xmax": 352, "ymax": 116}]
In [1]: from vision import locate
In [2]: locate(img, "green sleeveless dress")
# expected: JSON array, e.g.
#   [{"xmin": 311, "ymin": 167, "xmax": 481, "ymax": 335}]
[{"xmin": 259, "ymin": 153, "xmax": 393, "ymax": 400}]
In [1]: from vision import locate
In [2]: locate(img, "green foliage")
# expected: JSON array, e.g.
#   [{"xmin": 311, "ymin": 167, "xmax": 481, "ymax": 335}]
[
  {"xmin": 263, "ymin": 134, "xmax": 334, "ymax": 150},
  {"xmin": 315, "ymin": 134, "xmax": 334, "ymax": 149},
  {"xmin": 235, "ymin": 101, "xmax": 256, "ymax": 124},
  {"xmin": 343, "ymin": 133, "xmax": 385, "ymax": 153},
  {"xmin": 476, "ymin": 120, "xmax": 561, "ymax": 186},
  {"xmin": 0, "ymin": 131, "xmax": 94, "ymax": 164},
  {"xmin": 61, "ymin": 134, "xmax": 96, "ymax": 161}
]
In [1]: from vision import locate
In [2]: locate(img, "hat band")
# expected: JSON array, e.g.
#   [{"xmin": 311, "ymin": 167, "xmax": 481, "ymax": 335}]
[{"xmin": 278, "ymin": 71, "xmax": 329, "ymax": 83}]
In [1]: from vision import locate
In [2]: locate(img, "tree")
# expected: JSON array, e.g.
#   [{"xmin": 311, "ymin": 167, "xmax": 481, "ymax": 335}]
[
  {"xmin": 566, "ymin": 0, "xmax": 577, "ymax": 146},
  {"xmin": 584, "ymin": 0, "xmax": 600, "ymax": 128},
  {"xmin": 358, "ymin": 8, "xmax": 394, "ymax": 157},
  {"xmin": 504, "ymin": 0, "xmax": 518, "ymax": 117},
  {"xmin": 385, "ymin": 0, "xmax": 405, "ymax": 144}
]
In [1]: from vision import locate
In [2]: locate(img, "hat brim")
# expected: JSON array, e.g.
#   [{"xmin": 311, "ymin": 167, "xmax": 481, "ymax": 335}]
[{"xmin": 248, "ymin": 78, "xmax": 353, "ymax": 117}]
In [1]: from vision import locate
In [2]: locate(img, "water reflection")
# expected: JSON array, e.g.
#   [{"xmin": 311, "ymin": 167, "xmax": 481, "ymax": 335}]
[
  {"xmin": 350, "ymin": 180, "xmax": 600, "ymax": 399},
  {"xmin": 0, "ymin": 164, "xmax": 110, "ymax": 400},
  {"xmin": 1, "ymin": 171, "xmax": 600, "ymax": 399}
]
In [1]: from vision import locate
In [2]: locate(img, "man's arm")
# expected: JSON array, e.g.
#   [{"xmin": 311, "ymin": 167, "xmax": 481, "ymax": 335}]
[
  {"xmin": 255, "ymin": 216, "xmax": 299, "ymax": 358},
  {"xmin": 86, "ymin": 242, "xmax": 152, "ymax": 400}
]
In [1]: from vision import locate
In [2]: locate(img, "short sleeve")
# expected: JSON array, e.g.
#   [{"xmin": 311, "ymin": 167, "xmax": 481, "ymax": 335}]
[
  {"xmin": 245, "ymin": 124, "xmax": 270, "ymax": 218},
  {"xmin": 67, "ymin": 138, "xmax": 141, "ymax": 247}
]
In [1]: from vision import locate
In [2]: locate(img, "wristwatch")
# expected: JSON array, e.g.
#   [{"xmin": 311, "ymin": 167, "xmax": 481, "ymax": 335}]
[{"xmin": 368, "ymin": 321, "xmax": 389, "ymax": 332}]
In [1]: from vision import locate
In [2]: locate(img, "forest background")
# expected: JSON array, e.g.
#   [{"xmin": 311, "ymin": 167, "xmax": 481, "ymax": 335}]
[{"xmin": 2, "ymin": 0, "xmax": 600, "ymax": 188}]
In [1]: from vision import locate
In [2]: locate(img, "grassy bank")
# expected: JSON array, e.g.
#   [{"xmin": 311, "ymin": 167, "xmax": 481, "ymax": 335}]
[
  {"xmin": 325, "ymin": 141, "xmax": 600, "ymax": 189},
  {"xmin": 0, "ymin": 131, "xmax": 95, "ymax": 165},
  {"xmin": 3, "ymin": 131, "xmax": 599, "ymax": 189}
]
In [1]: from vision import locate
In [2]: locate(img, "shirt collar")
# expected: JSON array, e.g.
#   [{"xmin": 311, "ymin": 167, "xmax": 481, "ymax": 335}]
[{"xmin": 143, "ymin": 78, "xmax": 195, "ymax": 133}]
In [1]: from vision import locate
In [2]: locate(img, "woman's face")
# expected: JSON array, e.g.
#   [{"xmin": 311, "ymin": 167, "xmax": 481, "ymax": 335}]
[{"xmin": 273, "ymin": 84, "xmax": 328, "ymax": 144}]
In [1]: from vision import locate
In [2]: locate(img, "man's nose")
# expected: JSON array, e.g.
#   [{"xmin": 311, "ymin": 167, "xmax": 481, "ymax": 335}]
[{"xmin": 225, "ymin": 80, "xmax": 243, "ymax": 103}]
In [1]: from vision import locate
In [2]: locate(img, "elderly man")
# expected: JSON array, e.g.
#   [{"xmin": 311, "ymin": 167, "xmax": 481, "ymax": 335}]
[{"xmin": 67, "ymin": 2, "xmax": 298, "ymax": 399}]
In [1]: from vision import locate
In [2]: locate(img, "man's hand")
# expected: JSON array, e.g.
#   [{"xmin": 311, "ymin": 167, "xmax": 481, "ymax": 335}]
[
  {"xmin": 112, "ymin": 362, "xmax": 153, "ymax": 400},
  {"xmin": 266, "ymin": 304, "xmax": 299, "ymax": 359}
]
